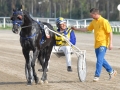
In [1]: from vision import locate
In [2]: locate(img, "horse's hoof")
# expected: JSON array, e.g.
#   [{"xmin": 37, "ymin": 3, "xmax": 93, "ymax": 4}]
[
  {"xmin": 35, "ymin": 77, "xmax": 39, "ymax": 84},
  {"xmin": 40, "ymin": 80, "xmax": 44, "ymax": 85},
  {"xmin": 27, "ymin": 80, "xmax": 32, "ymax": 85},
  {"xmin": 44, "ymin": 80, "xmax": 48, "ymax": 84},
  {"xmin": 27, "ymin": 82, "xmax": 32, "ymax": 86}
]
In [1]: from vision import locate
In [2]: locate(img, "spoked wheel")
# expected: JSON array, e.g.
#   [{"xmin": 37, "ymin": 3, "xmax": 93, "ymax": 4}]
[
  {"xmin": 25, "ymin": 51, "xmax": 34, "ymax": 83},
  {"xmin": 77, "ymin": 54, "xmax": 86, "ymax": 82}
]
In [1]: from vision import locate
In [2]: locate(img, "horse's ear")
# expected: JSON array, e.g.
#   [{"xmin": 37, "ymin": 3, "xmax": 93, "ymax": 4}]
[
  {"xmin": 20, "ymin": 5, "xmax": 22, "ymax": 9},
  {"xmin": 19, "ymin": 5, "xmax": 25, "ymax": 11},
  {"xmin": 12, "ymin": 5, "xmax": 16, "ymax": 12},
  {"xmin": 22, "ymin": 5, "xmax": 25, "ymax": 10}
]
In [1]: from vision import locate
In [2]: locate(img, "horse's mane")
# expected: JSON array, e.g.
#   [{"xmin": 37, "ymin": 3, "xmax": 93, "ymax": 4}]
[
  {"xmin": 23, "ymin": 10, "xmax": 34, "ymax": 22},
  {"xmin": 22, "ymin": 10, "xmax": 55, "ymax": 34}
]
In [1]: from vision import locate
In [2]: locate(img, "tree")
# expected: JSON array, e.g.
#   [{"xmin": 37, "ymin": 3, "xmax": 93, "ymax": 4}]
[{"xmin": 0, "ymin": 0, "xmax": 120, "ymax": 20}]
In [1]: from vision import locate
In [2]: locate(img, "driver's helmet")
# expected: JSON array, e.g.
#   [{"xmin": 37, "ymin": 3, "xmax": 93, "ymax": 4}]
[{"xmin": 56, "ymin": 17, "xmax": 66, "ymax": 28}]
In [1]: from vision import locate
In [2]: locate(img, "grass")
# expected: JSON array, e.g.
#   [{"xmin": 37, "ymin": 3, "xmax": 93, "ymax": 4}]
[
  {"xmin": 113, "ymin": 32, "xmax": 120, "ymax": 34},
  {"xmin": 0, "ymin": 26, "xmax": 12, "ymax": 30}
]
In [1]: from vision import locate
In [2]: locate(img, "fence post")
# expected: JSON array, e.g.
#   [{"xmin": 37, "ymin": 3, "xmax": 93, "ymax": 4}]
[
  {"xmin": 115, "ymin": 26, "xmax": 117, "ymax": 32},
  {"xmin": 119, "ymin": 26, "xmax": 120, "ymax": 32},
  {"xmin": 66, "ymin": 19, "xmax": 69, "ymax": 27},
  {"xmin": 36, "ymin": 18, "xmax": 39, "ymax": 21},
  {"xmin": 3, "ymin": 18, "xmax": 5, "ymax": 28},
  {"xmin": 84, "ymin": 19, "xmax": 86, "ymax": 27},
  {"xmin": 112, "ymin": 27, "xmax": 114, "ymax": 32},
  {"xmin": 76, "ymin": 20, "xmax": 79, "ymax": 28},
  {"xmin": 47, "ymin": 18, "xmax": 49, "ymax": 23}
]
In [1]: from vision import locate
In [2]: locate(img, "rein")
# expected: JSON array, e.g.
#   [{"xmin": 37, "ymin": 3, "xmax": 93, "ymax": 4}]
[
  {"xmin": 15, "ymin": 20, "xmax": 40, "ymax": 29},
  {"xmin": 21, "ymin": 24, "xmax": 35, "ymax": 29},
  {"xmin": 21, "ymin": 20, "xmax": 42, "ymax": 28}
]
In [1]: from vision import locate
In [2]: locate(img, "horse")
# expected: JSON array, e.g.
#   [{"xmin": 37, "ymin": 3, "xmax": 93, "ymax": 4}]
[{"xmin": 11, "ymin": 6, "xmax": 55, "ymax": 85}]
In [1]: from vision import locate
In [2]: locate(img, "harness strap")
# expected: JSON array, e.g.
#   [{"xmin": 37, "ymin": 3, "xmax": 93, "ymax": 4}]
[{"xmin": 20, "ymin": 33, "xmax": 37, "ymax": 40}]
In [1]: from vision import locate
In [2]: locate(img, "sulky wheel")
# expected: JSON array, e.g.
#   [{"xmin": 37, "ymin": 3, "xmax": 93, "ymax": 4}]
[{"xmin": 77, "ymin": 54, "xmax": 87, "ymax": 82}]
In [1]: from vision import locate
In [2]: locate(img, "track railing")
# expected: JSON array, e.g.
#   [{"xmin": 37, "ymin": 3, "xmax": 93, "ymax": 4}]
[{"xmin": 0, "ymin": 17, "xmax": 120, "ymax": 33}]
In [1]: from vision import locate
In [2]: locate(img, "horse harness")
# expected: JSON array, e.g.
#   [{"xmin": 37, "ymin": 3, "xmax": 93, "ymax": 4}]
[{"xmin": 12, "ymin": 10, "xmax": 47, "ymax": 45}]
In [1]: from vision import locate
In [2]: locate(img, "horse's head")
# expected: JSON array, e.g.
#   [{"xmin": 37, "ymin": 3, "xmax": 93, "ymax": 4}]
[{"xmin": 11, "ymin": 6, "xmax": 24, "ymax": 34}]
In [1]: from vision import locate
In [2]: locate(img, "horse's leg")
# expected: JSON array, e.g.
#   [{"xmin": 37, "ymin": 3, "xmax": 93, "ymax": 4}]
[
  {"xmin": 38, "ymin": 51, "xmax": 46, "ymax": 84},
  {"xmin": 42, "ymin": 56, "xmax": 49, "ymax": 83},
  {"xmin": 22, "ymin": 49, "xmax": 32, "ymax": 85},
  {"xmin": 31, "ymin": 49, "xmax": 39, "ymax": 84},
  {"xmin": 38, "ymin": 51, "xmax": 44, "ymax": 69},
  {"xmin": 41, "ymin": 47, "xmax": 52, "ymax": 83}
]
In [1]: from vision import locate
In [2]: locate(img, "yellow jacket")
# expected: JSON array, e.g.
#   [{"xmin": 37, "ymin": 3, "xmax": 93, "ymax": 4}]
[{"xmin": 55, "ymin": 28, "xmax": 72, "ymax": 46}]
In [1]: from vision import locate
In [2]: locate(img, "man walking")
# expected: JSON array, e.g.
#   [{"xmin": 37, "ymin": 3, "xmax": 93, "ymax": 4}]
[{"xmin": 71, "ymin": 8, "xmax": 117, "ymax": 82}]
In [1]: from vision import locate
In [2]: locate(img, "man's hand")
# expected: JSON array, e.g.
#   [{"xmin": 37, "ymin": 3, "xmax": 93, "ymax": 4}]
[{"xmin": 108, "ymin": 44, "xmax": 113, "ymax": 50}]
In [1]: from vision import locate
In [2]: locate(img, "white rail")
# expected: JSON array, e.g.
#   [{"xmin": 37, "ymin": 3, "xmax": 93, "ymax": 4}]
[{"xmin": 0, "ymin": 17, "xmax": 120, "ymax": 33}]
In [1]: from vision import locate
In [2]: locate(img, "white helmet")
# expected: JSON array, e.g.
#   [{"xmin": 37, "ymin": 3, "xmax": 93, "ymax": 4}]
[{"xmin": 56, "ymin": 17, "xmax": 66, "ymax": 28}]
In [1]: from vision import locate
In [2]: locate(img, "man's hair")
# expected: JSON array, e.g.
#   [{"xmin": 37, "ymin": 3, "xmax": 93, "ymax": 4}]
[{"xmin": 90, "ymin": 8, "xmax": 100, "ymax": 14}]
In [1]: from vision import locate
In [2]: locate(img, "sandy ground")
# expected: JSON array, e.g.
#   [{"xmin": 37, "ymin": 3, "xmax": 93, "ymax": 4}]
[{"xmin": 0, "ymin": 30, "xmax": 120, "ymax": 90}]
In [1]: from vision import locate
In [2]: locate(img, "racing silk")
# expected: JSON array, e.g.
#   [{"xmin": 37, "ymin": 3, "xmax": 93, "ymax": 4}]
[{"xmin": 55, "ymin": 28, "xmax": 76, "ymax": 46}]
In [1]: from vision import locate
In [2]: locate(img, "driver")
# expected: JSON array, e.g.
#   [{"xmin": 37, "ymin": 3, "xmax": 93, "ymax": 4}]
[{"xmin": 54, "ymin": 17, "xmax": 76, "ymax": 72}]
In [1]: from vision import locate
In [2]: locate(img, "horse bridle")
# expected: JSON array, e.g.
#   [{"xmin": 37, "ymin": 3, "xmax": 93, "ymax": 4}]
[
  {"xmin": 11, "ymin": 10, "xmax": 24, "ymax": 27},
  {"xmin": 11, "ymin": 10, "xmax": 40, "ymax": 29},
  {"xmin": 11, "ymin": 10, "xmax": 46, "ymax": 42}
]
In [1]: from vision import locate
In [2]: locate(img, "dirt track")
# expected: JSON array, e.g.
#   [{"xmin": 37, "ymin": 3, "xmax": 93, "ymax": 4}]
[{"xmin": 0, "ymin": 30, "xmax": 120, "ymax": 90}]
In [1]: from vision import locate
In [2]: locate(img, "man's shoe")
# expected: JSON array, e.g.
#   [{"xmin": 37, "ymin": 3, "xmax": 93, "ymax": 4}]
[
  {"xmin": 109, "ymin": 70, "xmax": 117, "ymax": 80},
  {"xmin": 93, "ymin": 77, "xmax": 99, "ymax": 82},
  {"xmin": 67, "ymin": 66, "xmax": 72, "ymax": 72}
]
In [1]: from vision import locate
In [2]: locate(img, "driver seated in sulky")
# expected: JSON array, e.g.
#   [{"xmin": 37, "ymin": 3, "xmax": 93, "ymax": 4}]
[{"xmin": 54, "ymin": 17, "xmax": 76, "ymax": 72}]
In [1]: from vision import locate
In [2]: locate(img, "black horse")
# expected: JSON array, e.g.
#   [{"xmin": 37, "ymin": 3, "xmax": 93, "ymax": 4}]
[{"xmin": 11, "ymin": 6, "xmax": 55, "ymax": 85}]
